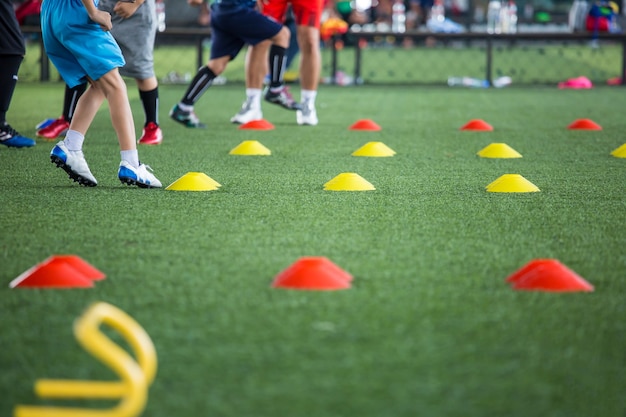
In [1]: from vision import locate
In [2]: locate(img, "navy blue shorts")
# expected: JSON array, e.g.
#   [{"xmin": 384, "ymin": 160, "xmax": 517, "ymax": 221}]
[{"xmin": 209, "ymin": 2, "xmax": 283, "ymax": 60}]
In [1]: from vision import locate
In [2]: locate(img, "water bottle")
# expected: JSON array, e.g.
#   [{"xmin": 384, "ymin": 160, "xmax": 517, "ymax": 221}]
[
  {"xmin": 155, "ymin": 0, "xmax": 166, "ymax": 32},
  {"xmin": 499, "ymin": 0, "xmax": 509, "ymax": 33},
  {"xmin": 447, "ymin": 77, "xmax": 490, "ymax": 88},
  {"xmin": 430, "ymin": 0, "xmax": 445, "ymax": 23},
  {"xmin": 391, "ymin": 0, "xmax": 406, "ymax": 33},
  {"xmin": 486, "ymin": 0, "xmax": 501, "ymax": 34},
  {"xmin": 507, "ymin": 0, "xmax": 517, "ymax": 33}
]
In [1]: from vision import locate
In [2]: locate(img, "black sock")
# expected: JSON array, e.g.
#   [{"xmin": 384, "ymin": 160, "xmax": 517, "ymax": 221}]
[
  {"xmin": 0, "ymin": 55, "xmax": 23, "ymax": 124},
  {"xmin": 63, "ymin": 83, "xmax": 87, "ymax": 122},
  {"xmin": 181, "ymin": 66, "xmax": 216, "ymax": 106},
  {"xmin": 139, "ymin": 87, "xmax": 159, "ymax": 126},
  {"xmin": 269, "ymin": 45, "xmax": 287, "ymax": 89}
]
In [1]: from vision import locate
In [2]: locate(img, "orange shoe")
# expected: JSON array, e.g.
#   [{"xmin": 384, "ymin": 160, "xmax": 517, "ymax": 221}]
[
  {"xmin": 37, "ymin": 116, "xmax": 70, "ymax": 140},
  {"xmin": 138, "ymin": 122, "xmax": 163, "ymax": 145}
]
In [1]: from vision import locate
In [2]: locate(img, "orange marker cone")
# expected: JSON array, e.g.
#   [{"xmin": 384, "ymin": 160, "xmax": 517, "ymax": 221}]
[
  {"xmin": 567, "ymin": 118, "xmax": 602, "ymax": 130},
  {"xmin": 9, "ymin": 257, "xmax": 95, "ymax": 289},
  {"xmin": 460, "ymin": 119, "xmax": 493, "ymax": 131},
  {"xmin": 506, "ymin": 259, "xmax": 594, "ymax": 292},
  {"xmin": 272, "ymin": 257, "xmax": 352, "ymax": 290},
  {"xmin": 349, "ymin": 119, "xmax": 382, "ymax": 131},
  {"xmin": 238, "ymin": 119, "xmax": 274, "ymax": 130}
]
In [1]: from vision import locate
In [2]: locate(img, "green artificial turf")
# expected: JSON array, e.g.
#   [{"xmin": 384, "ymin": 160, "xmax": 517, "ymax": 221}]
[{"xmin": 1, "ymin": 83, "xmax": 624, "ymax": 417}]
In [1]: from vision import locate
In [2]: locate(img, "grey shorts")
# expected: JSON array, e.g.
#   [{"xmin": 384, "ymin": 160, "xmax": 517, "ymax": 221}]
[{"xmin": 99, "ymin": 0, "xmax": 157, "ymax": 80}]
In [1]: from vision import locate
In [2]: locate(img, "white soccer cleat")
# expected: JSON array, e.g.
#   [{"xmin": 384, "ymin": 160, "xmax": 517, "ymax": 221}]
[
  {"xmin": 50, "ymin": 141, "xmax": 98, "ymax": 186},
  {"xmin": 230, "ymin": 97, "xmax": 263, "ymax": 124},
  {"xmin": 296, "ymin": 100, "xmax": 318, "ymax": 126},
  {"xmin": 118, "ymin": 161, "xmax": 162, "ymax": 188}
]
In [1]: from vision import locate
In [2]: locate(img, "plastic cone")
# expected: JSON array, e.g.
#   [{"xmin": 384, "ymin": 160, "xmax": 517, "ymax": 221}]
[
  {"xmin": 486, "ymin": 174, "xmax": 540, "ymax": 193},
  {"xmin": 477, "ymin": 143, "xmax": 522, "ymax": 158},
  {"xmin": 9, "ymin": 257, "xmax": 95, "ymax": 288},
  {"xmin": 506, "ymin": 259, "xmax": 594, "ymax": 292},
  {"xmin": 166, "ymin": 172, "xmax": 221, "ymax": 191},
  {"xmin": 460, "ymin": 119, "xmax": 493, "ymax": 131},
  {"xmin": 50, "ymin": 255, "xmax": 105, "ymax": 280},
  {"xmin": 610, "ymin": 143, "xmax": 626, "ymax": 158},
  {"xmin": 324, "ymin": 173, "xmax": 375, "ymax": 191},
  {"xmin": 238, "ymin": 119, "xmax": 274, "ymax": 130},
  {"xmin": 229, "ymin": 140, "xmax": 271, "ymax": 156},
  {"xmin": 567, "ymin": 118, "xmax": 602, "ymax": 130},
  {"xmin": 272, "ymin": 257, "xmax": 352, "ymax": 290},
  {"xmin": 352, "ymin": 141, "xmax": 396, "ymax": 157},
  {"xmin": 349, "ymin": 119, "xmax": 382, "ymax": 131}
]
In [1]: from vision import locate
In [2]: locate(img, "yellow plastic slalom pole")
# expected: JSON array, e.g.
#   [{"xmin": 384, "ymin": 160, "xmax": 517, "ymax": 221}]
[{"xmin": 14, "ymin": 302, "xmax": 157, "ymax": 417}]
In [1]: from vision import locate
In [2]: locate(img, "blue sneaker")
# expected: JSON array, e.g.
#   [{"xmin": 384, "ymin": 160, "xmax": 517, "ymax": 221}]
[
  {"xmin": 118, "ymin": 161, "xmax": 162, "ymax": 188},
  {"xmin": 50, "ymin": 141, "xmax": 98, "ymax": 187},
  {"xmin": 0, "ymin": 123, "xmax": 36, "ymax": 148}
]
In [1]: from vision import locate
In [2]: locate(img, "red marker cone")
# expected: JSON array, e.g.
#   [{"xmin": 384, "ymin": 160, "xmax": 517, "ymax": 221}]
[
  {"xmin": 349, "ymin": 119, "xmax": 382, "ymax": 131},
  {"xmin": 460, "ymin": 119, "xmax": 493, "ymax": 131},
  {"xmin": 51, "ymin": 255, "xmax": 105, "ymax": 280},
  {"xmin": 9, "ymin": 257, "xmax": 95, "ymax": 289},
  {"xmin": 272, "ymin": 257, "xmax": 352, "ymax": 290},
  {"xmin": 567, "ymin": 118, "xmax": 602, "ymax": 130},
  {"xmin": 239, "ymin": 119, "xmax": 274, "ymax": 130},
  {"xmin": 506, "ymin": 259, "xmax": 594, "ymax": 292}
]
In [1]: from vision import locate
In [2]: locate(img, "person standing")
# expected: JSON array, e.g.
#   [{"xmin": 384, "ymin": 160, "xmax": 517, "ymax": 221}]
[
  {"xmin": 38, "ymin": 0, "xmax": 163, "ymax": 145},
  {"xmin": 41, "ymin": 0, "xmax": 162, "ymax": 187},
  {"xmin": 232, "ymin": 0, "xmax": 322, "ymax": 126},
  {"xmin": 0, "ymin": 0, "xmax": 36, "ymax": 148},
  {"xmin": 169, "ymin": 0, "xmax": 299, "ymax": 128}
]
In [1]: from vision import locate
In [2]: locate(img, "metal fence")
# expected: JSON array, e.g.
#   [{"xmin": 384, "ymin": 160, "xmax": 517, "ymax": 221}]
[{"xmin": 19, "ymin": 26, "xmax": 626, "ymax": 87}]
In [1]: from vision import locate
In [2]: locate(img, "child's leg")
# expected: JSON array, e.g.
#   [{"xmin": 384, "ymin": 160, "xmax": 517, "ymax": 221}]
[
  {"xmin": 67, "ymin": 83, "xmax": 106, "ymax": 137},
  {"xmin": 170, "ymin": 56, "xmax": 230, "ymax": 129},
  {"xmin": 136, "ymin": 76, "xmax": 162, "ymax": 145},
  {"xmin": 50, "ymin": 83, "xmax": 103, "ymax": 186},
  {"xmin": 90, "ymin": 68, "xmax": 136, "ymax": 151},
  {"xmin": 64, "ymin": 83, "xmax": 87, "ymax": 122},
  {"xmin": 246, "ymin": 41, "xmax": 271, "ymax": 91},
  {"xmin": 180, "ymin": 56, "xmax": 230, "ymax": 107},
  {"xmin": 136, "ymin": 76, "xmax": 159, "ymax": 127}
]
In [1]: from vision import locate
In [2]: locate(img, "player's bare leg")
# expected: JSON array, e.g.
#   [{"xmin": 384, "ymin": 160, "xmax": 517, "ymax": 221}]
[{"xmin": 296, "ymin": 24, "xmax": 320, "ymax": 125}]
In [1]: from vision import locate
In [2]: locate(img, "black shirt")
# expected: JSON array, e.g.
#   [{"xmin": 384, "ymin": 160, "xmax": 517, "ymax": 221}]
[{"xmin": 0, "ymin": 0, "xmax": 26, "ymax": 55}]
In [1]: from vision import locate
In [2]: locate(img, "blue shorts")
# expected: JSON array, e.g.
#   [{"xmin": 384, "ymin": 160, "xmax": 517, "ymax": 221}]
[
  {"xmin": 209, "ymin": 2, "xmax": 283, "ymax": 60},
  {"xmin": 41, "ymin": 0, "xmax": 125, "ymax": 88}
]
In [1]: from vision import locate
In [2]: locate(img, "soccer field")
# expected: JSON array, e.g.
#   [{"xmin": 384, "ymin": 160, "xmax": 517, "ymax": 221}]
[{"xmin": 1, "ymin": 83, "xmax": 624, "ymax": 417}]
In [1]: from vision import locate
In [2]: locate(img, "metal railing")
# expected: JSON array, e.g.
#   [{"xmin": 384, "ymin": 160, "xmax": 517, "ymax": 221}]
[
  {"xmin": 21, "ymin": 26, "xmax": 626, "ymax": 86},
  {"xmin": 328, "ymin": 31, "xmax": 626, "ymax": 85}
]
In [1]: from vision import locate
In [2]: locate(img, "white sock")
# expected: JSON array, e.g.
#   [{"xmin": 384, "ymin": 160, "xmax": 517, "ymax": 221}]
[
  {"xmin": 246, "ymin": 88, "xmax": 262, "ymax": 109},
  {"xmin": 63, "ymin": 130, "xmax": 84, "ymax": 151},
  {"xmin": 121, "ymin": 149, "xmax": 139, "ymax": 168},
  {"xmin": 301, "ymin": 90, "xmax": 317, "ymax": 105},
  {"xmin": 178, "ymin": 102, "xmax": 193, "ymax": 112}
]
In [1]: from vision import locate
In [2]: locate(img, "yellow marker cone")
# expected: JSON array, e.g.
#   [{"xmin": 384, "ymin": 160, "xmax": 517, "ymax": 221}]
[
  {"xmin": 165, "ymin": 172, "xmax": 221, "ymax": 191},
  {"xmin": 610, "ymin": 143, "xmax": 626, "ymax": 158},
  {"xmin": 229, "ymin": 140, "xmax": 271, "ymax": 156},
  {"xmin": 486, "ymin": 174, "xmax": 540, "ymax": 193},
  {"xmin": 324, "ymin": 173, "xmax": 375, "ymax": 191},
  {"xmin": 352, "ymin": 141, "xmax": 396, "ymax": 157},
  {"xmin": 477, "ymin": 143, "xmax": 522, "ymax": 158}
]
